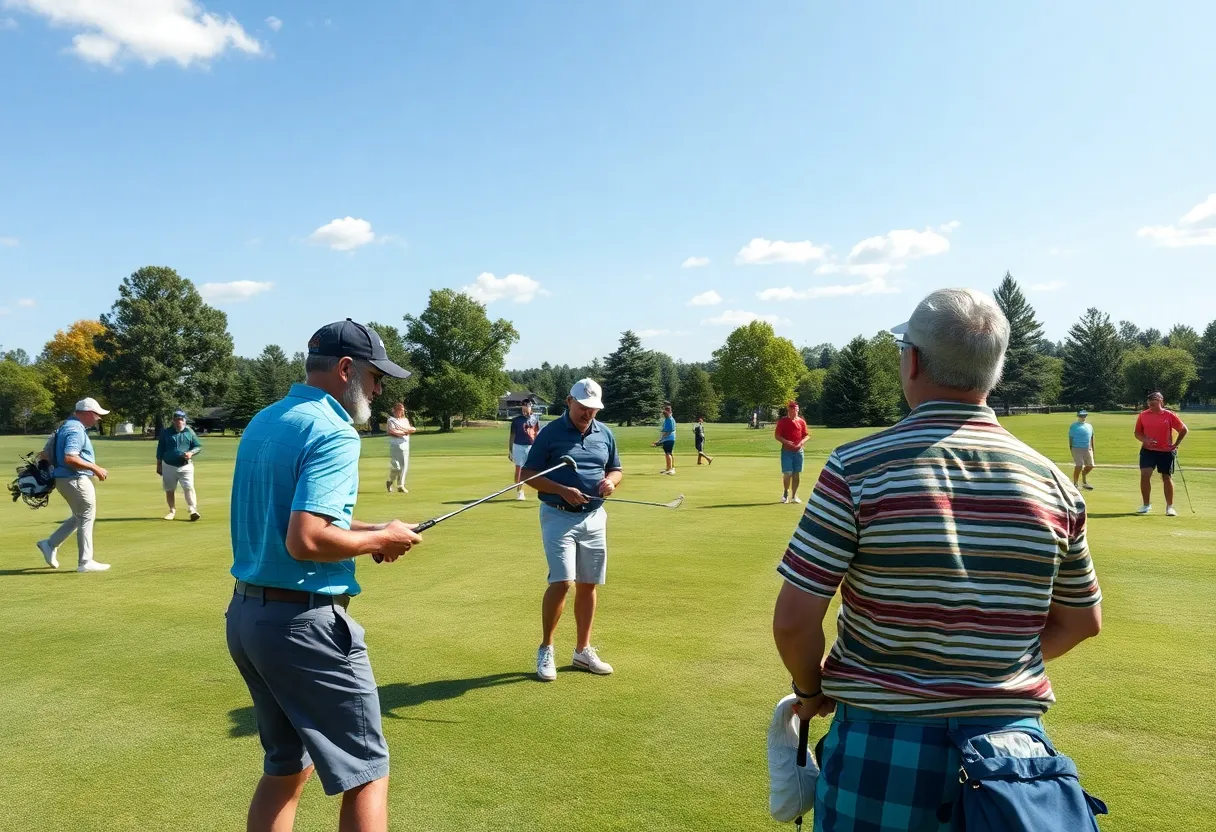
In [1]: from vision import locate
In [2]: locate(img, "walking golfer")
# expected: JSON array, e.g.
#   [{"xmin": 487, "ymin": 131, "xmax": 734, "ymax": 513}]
[
  {"xmin": 385, "ymin": 402, "xmax": 414, "ymax": 493},
  {"xmin": 1135, "ymin": 391, "xmax": 1188, "ymax": 516},
  {"xmin": 508, "ymin": 398, "xmax": 540, "ymax": 500},
  {"xmin": 654, "ymin": 403, "xmax": 676, "ymax": 474},
  {"xmin": 36, "ymin": 397, "xmax": 112, "ymax": 572},
  {"xmin": 773, "ymin": 289, "xmax": 1102, "ymax": 832},
  {"xmin": 226, "ymin": 319, "xmax": 419, "ymax": 832},
  {"xmin": 774, "ymin": 401, "xmax": 809, "ymax": 504},
  {"xmin": 522, "ymin": 378, "xmax": 622, "ymax": 682},
  {"xmin": 157, "ymin": 409, "xmax": 202, "ymax": 520},
  {"xmin": 694, "ymin": 415, "xmax": 713, "ymax": 465},
  {"xmin": 1069, "ymin": 409, "xmax": 1095, "ymax": 490}
]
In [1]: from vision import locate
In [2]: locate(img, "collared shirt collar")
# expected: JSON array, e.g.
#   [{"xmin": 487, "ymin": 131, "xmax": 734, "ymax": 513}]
[
  {"xmin": 905, "ymin": 400, "xmax": 997, "ymax": 422},
  {"xmin": 287, "ymin": 383, "xmax": 353, "ymax": 424}
]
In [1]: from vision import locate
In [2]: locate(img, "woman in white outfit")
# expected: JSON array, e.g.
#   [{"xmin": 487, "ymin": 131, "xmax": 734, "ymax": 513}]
[{"xmin": 386, "ymin": 402, "xmax": 415, "ymax": 493}]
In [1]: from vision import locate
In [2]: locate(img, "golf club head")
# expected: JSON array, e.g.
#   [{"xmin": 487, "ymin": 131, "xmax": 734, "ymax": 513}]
[
  {"xmin": 559, "ymin": 455, "xmax": 576, "ymax": 468},
  {"xmin": 668, "ymin": 494, "xmax": 685, "ymax": 509}
]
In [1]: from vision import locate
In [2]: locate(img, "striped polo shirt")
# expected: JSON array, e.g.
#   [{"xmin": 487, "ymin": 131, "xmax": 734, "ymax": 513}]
[{"xmin": 778, "ymin": 401, "xmax": 1101, "ymax": 718}]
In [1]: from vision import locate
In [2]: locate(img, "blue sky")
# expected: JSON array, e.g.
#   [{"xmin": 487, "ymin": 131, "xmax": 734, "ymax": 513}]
[{"xmin": 1, "ymin": 1, "xmax": 1214, "ymax": 369}]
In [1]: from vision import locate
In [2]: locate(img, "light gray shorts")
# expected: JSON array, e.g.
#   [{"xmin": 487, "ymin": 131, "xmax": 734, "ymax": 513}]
[{"xmin": 540, "ymin": 504, "xmax": 607, "ymax": 585}]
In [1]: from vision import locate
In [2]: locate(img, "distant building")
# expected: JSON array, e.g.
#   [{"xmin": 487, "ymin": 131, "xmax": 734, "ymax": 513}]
[
  {"xmin": 193, "ymin": 406, "xmax": 231, "ymax": 434},
  {"xmin": 498, "ymin": 391, "xmax": 551, "ymax": 419}
]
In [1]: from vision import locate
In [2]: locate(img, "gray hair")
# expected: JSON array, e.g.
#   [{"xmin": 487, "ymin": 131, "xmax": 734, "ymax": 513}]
[
  {"xmin": 304, "ymin": 355, "xmax": 374, "ymax": 376},
  {"xmin": 906, "ymin": 288, "xmax": 1010, "ymax": 393}
]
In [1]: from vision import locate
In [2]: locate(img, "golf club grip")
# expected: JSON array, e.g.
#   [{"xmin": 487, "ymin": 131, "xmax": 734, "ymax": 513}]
[
  {"xmin": 371, "ymin": 517, "xmax": 439, "ymax": 563},
  {"xmin": 797, "ymin": 716, "xmax": 810, "ymax": 767}
]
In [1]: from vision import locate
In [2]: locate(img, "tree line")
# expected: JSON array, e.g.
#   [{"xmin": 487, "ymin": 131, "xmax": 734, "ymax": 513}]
[{"xmin": 3, "ymin": 268, "xmax": 1216, "ymax": 434}]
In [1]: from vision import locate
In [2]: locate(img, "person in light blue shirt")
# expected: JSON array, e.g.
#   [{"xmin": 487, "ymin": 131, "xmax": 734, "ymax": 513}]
[
  {"xmin": 1069, "ymin": 410, "xmax": 1096, "ymax": 490},
  {"xmin": 653, "ymin": 402, "xmax": 677, "ymax": 475},
  {"xmin": 36, "ymin": 397, "xmax": 112, "ymax": 572},
  {"xmin": 226, "ymin": 319, "xmax": 420, "ymax": 827}
]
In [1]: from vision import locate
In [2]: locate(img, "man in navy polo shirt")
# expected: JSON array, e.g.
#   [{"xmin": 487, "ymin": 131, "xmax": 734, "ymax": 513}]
[
  {"xmin": 226, "ymin": 319, "xmax": 420, "ymax": 832},
  {"xmin": 522, "ymin": 378, "xmax": 623, "ymax": 682}
]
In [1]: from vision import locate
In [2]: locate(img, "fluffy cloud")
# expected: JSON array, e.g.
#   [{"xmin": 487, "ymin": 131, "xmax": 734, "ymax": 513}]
[
  {"xmin": 16, "ymin": 298, "xmax": 36, "ymax": 307},
  {"xmin": 198, "ymin": 280, "xmax": 273, "ymax": 303},
  {"xmin": 309, "ymin": 217, "xmax": 376, "ymax": 251},
  {"xmin": 0, "ymin": 237, "xmax": 18, "ymax": 247},
  {"xmin": 461, "ymin": 272, "xmax": 547, "ymax": 304},
  {"xmin": 265, "ymin": 15, "xmax": 281, "ymax": 31},
  {"xmin": 1029, "ymin": 281, "xmax": 1066, "ymax": 293},
  {"xmin": 757, "ymin": 276, "xmax": 896, "ymax": 301},
  {"xmin": 701, "ymin": 309, "xmax": 783, "ymax": 327},
  {"xmin": 1138, "ymin": 194, "xmax": 1216, "ymax": 247},
  {"xmin": 7, "ymin": 0, "xmax": 262, "ymax": 67},
  {"xmin": 847, "ymin": 227, "xmax": 951, "ymax": 267},
  {"xmin": 681, "ymin": 256, "xmax": 710, "ymax": 268},
  {"xmin": 735, "ymin": 238, "xmax": 827, "ymax": 265},
  {"xmin": 687, "ymin": 290, "xmax": 723, "ymax": 307}
]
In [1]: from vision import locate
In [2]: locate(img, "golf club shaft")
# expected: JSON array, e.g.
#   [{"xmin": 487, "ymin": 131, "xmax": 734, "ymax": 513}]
[
  {"xmin": 580, "ymin": 494, "xmax": 677, "ymax": 508},
  {"xmin": 1174, "ymin": 452, "xmax": 1195, "ymax": 514},
  {"xmin": 797, "ymin": 715, "xmax": 810, "ymax": 767},
  {"xmin": 372, "ymin": 458, "xmax": 573, "ymax": 561}
]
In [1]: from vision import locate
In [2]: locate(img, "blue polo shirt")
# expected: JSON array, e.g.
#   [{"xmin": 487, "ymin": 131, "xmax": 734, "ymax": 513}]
[
  {"xmin": 230, "ymin": 384, "xmax": 364, "ymax": 595},
  {"xmin": 525, "ymin": 412, "xmax": 622, "ymax": 512},
  {"xmin": 44, "ymin": 417, "xmax": 95, "ymax": 479},
  {"xmin": 1069, "ymin": 421, "xmax": 1093, "ymax": 449},
  {"xmin": 660, "ymin": 415, "xmax": 676, "ymax": 440}
]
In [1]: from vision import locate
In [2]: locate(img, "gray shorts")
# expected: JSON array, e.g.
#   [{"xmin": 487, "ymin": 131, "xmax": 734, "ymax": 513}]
[
  {"xmin": 225, "ymin": 590, "xmax": 389, "ymax": 795},
  {"xmin": 540, "ymin": 504, "xmax": 608, "ymax": 585}
]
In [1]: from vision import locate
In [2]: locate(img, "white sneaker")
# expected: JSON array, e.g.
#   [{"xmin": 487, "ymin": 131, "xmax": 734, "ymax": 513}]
[
  {"xmin": 1136, "ymin": 505, "xmax": 1152, "ymax": 515},
  {"xmin": 399, "ymin": 488, "xmax": 409, "ymax": 494},
  {"xmin": 163, "ymin": 510, "xmax": 176, "ymax": 521},
  {"xmin": 77, "ymin": 560, "xmax": 111, "ymax": 573},
  {"xmin": 37, "ymin": 539, "xmax": 59, "ymax": 569},
  {"xmin": 536, "ymin": 645, "xmax": 557, "ymax": 682},
  {"xmin": 669, "ymin": 469, "xmax": 676, "ymax": 475},
  {"xmin": 781, "ymin": 495, "xmax": 789, "ymax": 504},
  {"xmin": 516, "ymin": 491, "xmax": 526, "ymax": 501},
  {"xmin": 792, "ymin": 496, "xmax": 802, "ymax": 504},
  {"xmin": 572, "ymin": 646, "xmax": 613, "ymax": 675},
  {"xmin": 1081, "ymin": 483, "xmax": 1094, "ymax": 491},
  {"xmin": 1166, "ymin": 505, "xmax": 1178, "ymax": 517}
]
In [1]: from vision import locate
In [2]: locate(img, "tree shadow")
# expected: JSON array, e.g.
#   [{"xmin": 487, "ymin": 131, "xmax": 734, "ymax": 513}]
[{"xmin": 227, "ymin": 672, "xmax": 532, "ymax": 738}]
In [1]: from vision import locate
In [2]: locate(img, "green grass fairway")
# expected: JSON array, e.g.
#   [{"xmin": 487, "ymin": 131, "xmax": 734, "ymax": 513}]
[{"xmin": 2, "ymin": 414, "xmax": 1214, "ymax": 831}]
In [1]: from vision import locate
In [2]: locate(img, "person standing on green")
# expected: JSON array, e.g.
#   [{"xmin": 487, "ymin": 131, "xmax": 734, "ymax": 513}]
[
  {"xmin": 157, "ymin": 409, "xmax": 203, "ymax": 521},
  {"xmin": 1068, "ymin": 410, "xmax": 1095, "ymax": 491},
  {"xmin": 653, "ymin": 403, "xmax": 677, "ymax": 475}
]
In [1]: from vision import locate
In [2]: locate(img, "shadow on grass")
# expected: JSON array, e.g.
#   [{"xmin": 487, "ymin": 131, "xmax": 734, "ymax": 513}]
[
  {"xmin": 1087, "ymin": 512, "xmax": 1141, "ymax": 519},
  {"xmin": 0, "ymin": 567, "xmax": 72, "ymax": 577},
  {"xmin": 227, "ymin": 672, "xmax": 532, "ymax": 738},
  {"xmin": 96, "ymin": 517, "xmax": 160, "ymax": 523},
  {"xmin": 696, "ymin": 502, "xmax": 785, "ymax": 509}
]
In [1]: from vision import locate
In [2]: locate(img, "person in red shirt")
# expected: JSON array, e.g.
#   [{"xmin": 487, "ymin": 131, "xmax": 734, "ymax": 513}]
[
  {"xmin": 1134, "ymin": 391, "xmax": 1188, "ymax": 516},
  {"xmin": 774, "ymin": 401, "xmax": 810, "ymax": 504}
]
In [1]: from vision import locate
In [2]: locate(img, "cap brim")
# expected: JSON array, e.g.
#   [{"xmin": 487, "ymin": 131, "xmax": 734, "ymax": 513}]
[
  {"xmin": 92, "ymin": 408, "xmax": 111, "ymax": 416},
  {"xmin": 890, "ymin": 321, "xmax": 910, "ymax": 340},
  {"xmin": 574, "ymin": 396, "xmax": 604, "ymax": 409},
  {"xmin": 369, "ymin": 358, "xmax": 412, "ymax": 380}
]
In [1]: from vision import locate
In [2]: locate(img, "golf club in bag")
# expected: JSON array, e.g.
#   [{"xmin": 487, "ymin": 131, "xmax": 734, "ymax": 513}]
[
  {"xmin": 1173, "ymin": 451, "xmax": 1196, "ymax": 514},
  {"xmin": 371, "ymin": 455, "xmax": 576, "ymax": 562}
]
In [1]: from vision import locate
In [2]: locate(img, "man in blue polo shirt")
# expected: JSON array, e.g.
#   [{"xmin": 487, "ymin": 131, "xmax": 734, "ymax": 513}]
[
  {"xmin": 522, "ymin": 378, "xmax": 623, "ymax": 682},
  {"xmin": 36, "ymin": 397, "xmax": 111, "ymax": 572},
  {"xmin": 226, "ymin": 319, "xmax": 420, "ymax": 832}
]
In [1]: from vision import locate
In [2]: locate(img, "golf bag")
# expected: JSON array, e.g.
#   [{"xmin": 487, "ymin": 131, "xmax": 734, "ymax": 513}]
[{"xmin": 8, "ymin": 452, "xmax": 56, "ymax": 509}]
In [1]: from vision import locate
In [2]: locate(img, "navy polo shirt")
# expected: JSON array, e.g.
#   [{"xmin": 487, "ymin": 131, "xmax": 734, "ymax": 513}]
[{"xmin": 525, "ymin": 412, "xmax": 622, "ymax": 512}]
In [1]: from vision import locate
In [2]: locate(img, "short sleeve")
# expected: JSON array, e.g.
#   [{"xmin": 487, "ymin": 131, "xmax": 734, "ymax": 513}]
[
  {"xmin": 1134, "ymin": 414, "xmax": 1144, "ymax": 434},
  {"xmin": 62, "ymin": 424, "xmax": 85, "ymax": 457},
  {"xmin": 1052, "ymin": 498, "xmax": 1102, "ymax": 608},
  {"xmin": 606, "ymin": 433, "xmax": 622, "ymax": 471},
  {"xmin": 524, "ymin": 427, "xmax": 550, "ymax": 470},
  {"xmin": 292, "ymin": 430, "xmax": 361, "ymax": 524},
  {"xmin": 42, "ymin": 431, "xmax": 57, "ymax": 458},
  {"xmin": 777, "ymin": 452, "xmax": 858, "ymax": 597},
  {"xmin": 1170, "ymin": 412, "xmax": 1185, "ymax": 431}
]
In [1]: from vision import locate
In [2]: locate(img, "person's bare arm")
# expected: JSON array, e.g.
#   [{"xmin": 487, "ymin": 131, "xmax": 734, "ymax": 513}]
[
  {"xmin": 1172, "ymin": 424, "xmax": 1188, "ymax": 450},
  {"xmin": 773, "ymin": 582, "xmax": 836, "ymax": 718},
  {"xmin": 597, "ymin": 469, "xmax": 623, "ymax": 496},
  {"xmin": 1040, "ymin": 602, "xmax": 1102, "ymax": 660},
  {"xmin": 64, "ymin": 454, "xmax": 107, "ymax": 481},
  {"xmin": 287, "ymin": 511, "xmax": 420, "ymax": 563}
]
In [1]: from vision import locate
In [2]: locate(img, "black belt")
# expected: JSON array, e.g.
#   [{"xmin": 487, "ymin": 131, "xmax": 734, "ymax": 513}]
[{"xmin": 233, "ymin": 580, "xmax": 351, "ymax": 609}]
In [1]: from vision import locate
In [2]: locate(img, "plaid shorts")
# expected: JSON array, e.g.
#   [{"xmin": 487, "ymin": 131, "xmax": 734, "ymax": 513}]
[{"xmin": 814, "ymin": 704, "xmax": 1042, "ymax": 832}]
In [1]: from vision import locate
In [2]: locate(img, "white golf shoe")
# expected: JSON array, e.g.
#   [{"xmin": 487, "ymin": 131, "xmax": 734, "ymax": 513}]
[
  {"xmin": 781, "ymin": 494, "xmax": 789, "ymax": 504},
  {"xmin": 792, "ymin": 496, "xmax": 802, "ymax": 504},
  {"xmin": 163, "ymin": 510, "xmax": 176, "ymax": 521},
  {"xmin": 1136, "ymin": 505, "xmax": 1152, "ymax": 515},
  {"xmin": 572, "ymin": 646, "xmax": 613, "ymax": 675},
  {"xmin": 536, "ymin": 645, "xmax": 557, "ymax": 682},
  {"xmin": 1166, "ymin": 505, "xmax": 1178, "ymax": 517},
  {"xmin": 37, "ymin": 539, "xmax": 59, "ymax": 569},
  {"xmin": 77, "ymin": 560, "xmax": 111, "ymax": 573},
  {"xmin": 517, "ymin": 491, "xmax": 526, "ymax": 501}
]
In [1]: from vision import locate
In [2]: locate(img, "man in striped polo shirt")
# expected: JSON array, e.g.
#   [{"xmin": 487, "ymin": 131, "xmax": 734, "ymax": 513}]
[{"xmin": 773, "ymin": 288, "xmax": 1103, "ymax": 832}]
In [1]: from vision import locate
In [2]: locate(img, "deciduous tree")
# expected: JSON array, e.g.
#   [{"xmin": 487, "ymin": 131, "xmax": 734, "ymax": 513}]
[{"xmin": 712, "ymin": 321, "xmax": 805, "ymax": 415}]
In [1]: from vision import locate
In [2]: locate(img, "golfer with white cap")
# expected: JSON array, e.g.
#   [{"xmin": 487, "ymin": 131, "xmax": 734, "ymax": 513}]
[
  {"xmin": 36, "ymin": 397, "xmax": 112, "ymax": 572},
  {"xmin": 521, "ymin": 378, "xmax": 623, "ymax": 681}
]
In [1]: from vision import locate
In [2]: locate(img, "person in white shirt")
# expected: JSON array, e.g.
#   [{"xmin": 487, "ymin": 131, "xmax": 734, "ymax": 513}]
[{"xmin": 386, "ymin": 402, "xmax": 416, "ymax": 493}]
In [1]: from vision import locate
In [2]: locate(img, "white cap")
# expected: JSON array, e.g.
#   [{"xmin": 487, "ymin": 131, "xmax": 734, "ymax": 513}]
[
  {"xmin": 569, "ymin": 378, "xmax": 604, "ymax": 409},
  {"xmin": 75, "ymin": 397, "xmax": 110, "ymax": 416}
]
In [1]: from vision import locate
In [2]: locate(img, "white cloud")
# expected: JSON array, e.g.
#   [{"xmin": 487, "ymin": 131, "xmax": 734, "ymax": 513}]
[
  {"xmin": 687, "ymin": 289, "xmax": 723, "ymax": 307},
  {"xmin": 701, "ymin": 309, "xmax": 783, "ymax": 327},
  {"xmin": 1139, "ymin": 194, "xmax": 1216, "ymax": 247},
  {"xmin": 461, "ymin": 272, "xmax": 547, "ymax": 304},
  {"xmin": 757, "ymin": 276, "xmax": 896, "ymax": 301},
  {"xmin": 308, "ymin": 216, "xmax": 376, "ymax": 251},
  {"xmin": 198, "ymin": 280, "xmax": 273, "ymax": 303},
  {"xmin": 7, "ymin": 0, "xmax": 262, "ymax": 67},
  {"xmin": 0, "ymin": 16, "xmax": 18, "ymax": 29},
  {"xmin": 681, "ymin": 256, "xmax": 710, "ymax": 268},
  {"xmin": 1029, "ymin": 281, "xmax": 1066, "ymax": 293},
  {"xmin": 16, "ymin": 298, "xmax": 36, "ymax": 307},
  {"xmin": 847, "ymin": 227, "xmax": 951, "ymax": 266},
  {"xmin": 264, "ymin": 15, "xmax": 281, "ymax": 31},
  {"xmin": 0, "ymin": 237, "xmax": 18, "ymax": 247},
  {"xmin": 735, "ymin": 238, "xmax": 827, "ymax": 265},
  {"xmin": 939, "ymin": 220, "xmax": 961, "ymax": 232}
]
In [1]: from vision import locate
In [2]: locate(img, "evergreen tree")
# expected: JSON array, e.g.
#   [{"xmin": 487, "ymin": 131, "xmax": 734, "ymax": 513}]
[
  {"xmin": 992, "ymin": 273, "xmax": 1050, "ymax": 411},
  {"xmin": 801, "ymin": 342, "xmax": 838, "ymax": 370},
  {"xmin": 225, "ymin": 369, "xmax": 263, "ymax": 430},
  {"xmin": 1197, "ymin": 320, "xmax": 1216, "ymax": 403},
  {"xmin": 822, "ymin": 337, "xmax": 878, "ymax": 428},
  {"xmin": 866, "ymin": 331, "xmax": 905, "ymax": 423},
  {"xmin": 1062, "ymin": 308, "xmax": 1124, "ymax": 408},
  {"xmin": 1164, "ymin": 324, "xmax": 1200, "ymax": 357},
  {"xmin": 1118, "ymin": 321, "xmax": 1142, "ymax": 350},
  {"xmin": 795, "ymin": 368, "xmax": 827, "ymax": 423},
  {"xmin": 672, "ymin": 366, "xmax": 719, "ymax": 422},
  {"xmin": 1138, "ymin": 328, "xmax": 1163, "ymax": 349},
  {"xmin": 254, "ymin": 345, "xmax": 294, "ymax": 406},
  {"xmin": 364, "ymin": 322, "xmax": 416, "ymax": 428},
  {"xmin": 601, "ymin": 331, "xmax": 662, "ymax": 426},
  {"xmin": 653, "ymin": 351, "xmax": 680, "ymax": 404}
]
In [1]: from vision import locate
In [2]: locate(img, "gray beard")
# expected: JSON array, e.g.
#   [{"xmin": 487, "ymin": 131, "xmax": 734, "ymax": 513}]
[{"xmin": 342, "ymin": 373, "xmax": 373, "ymax": 425}]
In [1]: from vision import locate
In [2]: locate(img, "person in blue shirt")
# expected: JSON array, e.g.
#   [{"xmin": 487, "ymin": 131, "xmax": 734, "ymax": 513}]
[
  {"xmin": 156, "ymin": 409, "xmax": 203, "ymax": 521},
  {"xmin": 36, "ymin": 397, "xmax": 112, "ymax": 572},
  {"xmin": 1069, "ymin": 410, "xmax": 1096, "ymax": 490},
  {"xmin": 508, "ymin": 398, "xmax": 541, "ymax": 500},
  {"xmin": 653, "ymin": 402, "xmax": 677, "ymax": 475},
  {"xmin": 225, "ymin": 319, "xmax": 420, "ymax": 830},
  {"xmin": 522, "ymin": 378, "xmax": 623, "ymax": 682}
]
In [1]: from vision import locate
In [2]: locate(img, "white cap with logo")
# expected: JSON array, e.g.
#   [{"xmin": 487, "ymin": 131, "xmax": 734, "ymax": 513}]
[
  {"xmin": 570, "ymin": 378, "xmax": 604, "ymax": 409},
  {"xmin": 75, "ymin": 397, "xmax": 110, "ymax": 415}
]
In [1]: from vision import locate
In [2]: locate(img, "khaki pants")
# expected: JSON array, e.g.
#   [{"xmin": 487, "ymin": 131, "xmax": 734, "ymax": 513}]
[
  {"xmin": 162, "ymin": 462, "xmax": 198, "ymax": 512},
  {"xmin": 49, "ymin": 476, "xmax": 97, "ymax": 566},
  {"xmin": 388, "ymin": 443, "xmax": 409, "ymax": 490}
]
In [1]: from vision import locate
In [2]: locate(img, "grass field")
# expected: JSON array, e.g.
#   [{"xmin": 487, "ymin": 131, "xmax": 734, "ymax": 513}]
[{"xmin": 2, "ymin": 413, "xmax": 1214, "ymax": 831}]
